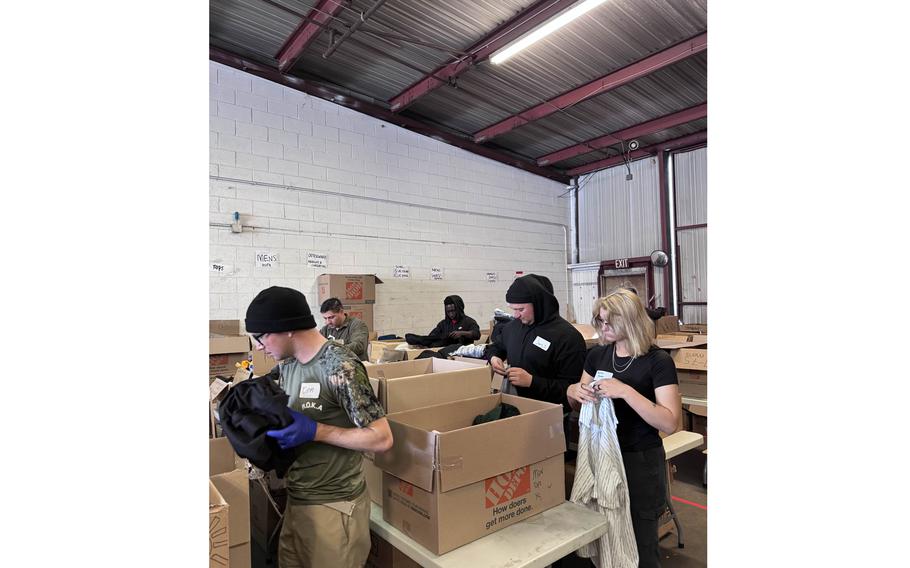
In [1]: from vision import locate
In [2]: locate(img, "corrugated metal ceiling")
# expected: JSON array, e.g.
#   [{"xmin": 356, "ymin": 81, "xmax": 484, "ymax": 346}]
[{"xmin": 210, "ymin": 0, "xmax": 708, "ymax": 179}]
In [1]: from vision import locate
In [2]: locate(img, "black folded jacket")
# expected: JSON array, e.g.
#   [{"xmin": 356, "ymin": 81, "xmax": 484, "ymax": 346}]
[{"xmin": 218, "ymin": 376, "xmax": 298, "ymax": 477}]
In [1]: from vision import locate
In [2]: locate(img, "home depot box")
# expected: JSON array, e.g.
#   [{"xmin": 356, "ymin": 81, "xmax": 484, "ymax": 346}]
[
  {"xmin": 210, "ymin": 438, "xmax": 251, "ymax": 568},
  {"xmin": 317, "ymin": 273, "xmax": 382, "ymax": 304},
  {"xmin": 210, "ymin": 481, "xmax": 231, "ymax": 568},
  {"xmin": 572, "ymin": 323, "xmax": 600, "ymax": 349},
  {"xmin": 375, "ymin": 394, "xmax": 566, "ymax": 554},
  {"xmin": 366, "ymin": 531, "xmax": 421, "ymax": 568},
  {"xmin": 673, "ymin": 348, "xmax": 708, "ymax": 398},
  {"xmin": 365, "ymin": 358, "xmax": 491, "ymax": 413},
  {"xmin": 346, "ymin": 303, "xmax": 374, "ymax": 331},
  {"xmin": 210, "ymin": 335, "xmax": 251, "ymax": 380}
]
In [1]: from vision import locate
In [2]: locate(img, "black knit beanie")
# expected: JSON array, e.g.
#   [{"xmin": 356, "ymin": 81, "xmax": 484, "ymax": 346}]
[
  {"xmin": 245, "ymin": 286, "xmax": 316, "ymax": 333},
  {"xmin": 505, "ymin": 276, "xmax": 536, "ymax": 303}
]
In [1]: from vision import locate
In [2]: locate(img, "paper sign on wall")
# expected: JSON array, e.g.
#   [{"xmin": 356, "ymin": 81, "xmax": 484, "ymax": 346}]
[
  {"xmin": 431, "ymin": 267, "xmax": 444, "ymax": 281},
  {"xmin": 307, "ymin": 252, "xmax": 328, "ymax": 268},
  {"xmin": 486, "ymin": 272, "xmax": 498, "ymax": 283},
  {"xmin": 393, "ymin": 265, "xmax": 410, "ymax": 278},
  {"xmin": 256, "ymin": 250, "xmax": 279, "ymax": 268},
  {"xmin": 211, "ymin": 262, "xmax": 233, "ymax": 274}
]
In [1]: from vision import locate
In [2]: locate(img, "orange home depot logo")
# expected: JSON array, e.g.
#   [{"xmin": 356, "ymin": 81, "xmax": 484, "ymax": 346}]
[
  {"xmin": 398, "ymin": 480, "xmax": 414, "ymax": 497},
  {"xmin": 345, "ymin": 280, "xmax": 364, "ymax": 300},
  {"xmin": 485, "ymin": 466, "xmax": 530, "ymax": 508}
]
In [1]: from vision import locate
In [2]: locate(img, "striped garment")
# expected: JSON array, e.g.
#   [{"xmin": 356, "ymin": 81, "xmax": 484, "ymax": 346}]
[{"xmin": 570, "ymin": 398, "xmax": 639, "ymax": 568}]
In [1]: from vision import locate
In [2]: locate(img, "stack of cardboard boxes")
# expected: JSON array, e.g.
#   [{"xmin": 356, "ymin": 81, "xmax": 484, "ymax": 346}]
[
  {"xmin": 209, "ymin": 438, "xmax": 251, "ymax": 568},
  {"xmin": 375, "ymin": 393, "xmax": 567, "ymax": 555},
  {"xmin": 317, "ymin": 273, "xmax": 382, "ymax": 331}
]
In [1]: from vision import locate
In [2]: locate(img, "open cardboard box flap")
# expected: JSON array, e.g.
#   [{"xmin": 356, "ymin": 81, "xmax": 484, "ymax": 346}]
[{"xmin": 375, "ymin": 393, "xmax": 565, "ymax": 493}]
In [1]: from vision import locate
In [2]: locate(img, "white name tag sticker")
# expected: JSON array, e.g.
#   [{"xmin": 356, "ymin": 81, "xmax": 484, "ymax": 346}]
[
  {"xmin": 594, "ymin": 370, "xmax": 613, "ymax": 381},
  {"xmin": 532, "ymin": 336, "xmax": 551, "ymax": 351},
  {"xmin": 299, "ymin": 383, "xmax": 321, "ymax": 399}
]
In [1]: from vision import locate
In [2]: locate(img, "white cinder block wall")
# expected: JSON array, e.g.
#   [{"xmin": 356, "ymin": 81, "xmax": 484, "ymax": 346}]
[{"xmin": 210, "ymin": 61, "xmax": 573, "ymax": 336}]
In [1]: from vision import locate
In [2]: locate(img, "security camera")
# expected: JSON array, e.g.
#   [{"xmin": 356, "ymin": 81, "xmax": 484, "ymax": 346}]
[{"xmin": 628, "ymin": 140, "xmax": 640, "ymax": 151}]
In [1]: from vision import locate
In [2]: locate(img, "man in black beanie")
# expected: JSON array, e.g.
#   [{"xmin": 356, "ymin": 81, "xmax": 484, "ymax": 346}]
[
  {"xmin": 404, "ymin": 294, "xmax": 481, "ymax": 348},
  {"xmin": 486, "ymin": 274, "xmax": 586, "ymax": 411},
  {"xmin": 245, "ymin": 286, "xmax": 393, "ymax": 568}
]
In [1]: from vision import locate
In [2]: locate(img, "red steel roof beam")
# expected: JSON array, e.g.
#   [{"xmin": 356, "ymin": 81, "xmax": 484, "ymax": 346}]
[
  {"xmin": 537, "ymin": 102, "xmax": 707, "ymax": 165},
  {"xmin": 388, "ymin": 0, "xmax": 580, "ymax": 112},
  {"xmin": 565, "ymin": 130, "xmax": 707, "ymax": 177},
  {"xmin": 276, "ymin": 0, "xmax": 346, "ymax": 73},
  {"xmin": 474, "ymin": 32, "xmax": 707, "ymax": 143}
]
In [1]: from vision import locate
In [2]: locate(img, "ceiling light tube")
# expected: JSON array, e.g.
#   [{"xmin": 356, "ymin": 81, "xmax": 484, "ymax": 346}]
[{"xmin": 490, "ymin": 0, "xmax": 608, "ymax": 65}]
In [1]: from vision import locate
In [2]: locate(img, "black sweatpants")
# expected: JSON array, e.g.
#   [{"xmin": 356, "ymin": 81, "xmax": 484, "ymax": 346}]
[{"xmin": 622, "ymin": 444, "xmax": 668, "ymax": 568}]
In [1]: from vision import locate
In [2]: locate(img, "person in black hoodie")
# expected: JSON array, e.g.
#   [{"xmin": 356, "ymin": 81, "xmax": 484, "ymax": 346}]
[
  {"xmin": 486, "ymin": 274, "xmax": 587, "ymax": 411},
  {"xmin": 405, "ymin": 295, "xmax": 481, "ymax": 348}
]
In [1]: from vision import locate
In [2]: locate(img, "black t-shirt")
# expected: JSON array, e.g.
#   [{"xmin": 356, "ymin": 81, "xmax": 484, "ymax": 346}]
[{"xmin": 583, "ymin": 344, "xmax": 678, "ymax": 452}]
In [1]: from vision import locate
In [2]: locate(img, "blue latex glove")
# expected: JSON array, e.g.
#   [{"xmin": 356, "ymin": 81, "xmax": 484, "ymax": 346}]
[{"xmin": 266, "ymin": 409, "xmax": 318, "ymax": 450}]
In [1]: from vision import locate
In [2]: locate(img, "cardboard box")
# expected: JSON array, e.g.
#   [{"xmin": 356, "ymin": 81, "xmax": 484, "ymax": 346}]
[
  {"xmin": 251, "ymin": 349, "xmax": 280, "ymax": 376},
  {"xmin": 655, "ymin": 315, "xmax": 680, "ymax": 336},
  {"xmin": 346, "ymin": 303, "xmax": 374, "ymax": 331},
  {"xmin": 210, "ymin": 320, "xmax": 244, "ymax": 336},
  {"xmin": 376, "ymin": 394, "xmax": 566, "ymax": 554},
  {"xmin": 673, "ymin": 348, "xmax": 707, "ymax": 399},
  {"xmin": 210, "ymin": 335, "xmax": 251, "ymax": 380},
  {"xmin": 210, "ymin": 481, "xmax": 231, "ymax": 568},
  {"xmin": 317, "ymin": 273, "xmax": 382, "ymax": 304},
  {"xmin": 572, "ymin": 323, "xmax": 600, "ymax": 349},
  {"xmin": 654, "ymin": 336, "xmax": 708, "ymax": 352},
  {"xmin": 210, "ymin": 439, "xmax": 251, "ymax": 567},
  {"xmin": 367, "ymin": 531, "xmax": 422, "ymax": 568},
  {"xmin": 365, "ymin": 358, "xmax": 492, "ymax": 413},
  {"xmin": 368, "ymin": 340, "xmax": 407, "ymax": 363},
  {"xmin": 679, "ymin": 323, "xmax": 707, "ymax": 334},
  {"xmin": 363, "ymin": 455, "xmax": 384, "ymax": 506}
]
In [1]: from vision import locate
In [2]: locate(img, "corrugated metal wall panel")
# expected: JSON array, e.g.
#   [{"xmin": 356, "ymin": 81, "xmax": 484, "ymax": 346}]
[
  {"xmin": 673, "ymin": 146, "xmax": 707, "ymax": 325},
  {"xmin": 674, "ymin": 147, "xmax": 707, "ymax": 226},
  {"xmin": 678, "ymin": 227, "xmax": 707, "ymax": 303},
  {"xmin": 682, "ymin": 305, "xmax": 706, "ymax": 325},
  {"xmin": 570, "ymin": 267, "xmax": 599, "ymax": 325},
  {"xmin": 577, "ymin": 156, "xmax": 662, "ymax": 263}
]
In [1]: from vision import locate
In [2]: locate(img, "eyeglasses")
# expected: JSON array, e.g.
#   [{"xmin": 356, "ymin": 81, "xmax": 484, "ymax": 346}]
[
  {"xmin": 251, "ymin": 332, "xmax": 269, "ymax": 346},
  {"xmin": 593, "ymin": 317, "xmax": 612, "ymax": 328}
]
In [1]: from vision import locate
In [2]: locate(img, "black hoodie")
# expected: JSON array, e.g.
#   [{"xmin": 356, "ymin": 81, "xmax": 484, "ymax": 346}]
[
  {"xmin": 405, "ymin": 295, "xmax": 481, "ymax": 347},
  {"xmin": 486, "ymin": 276, "xmax": 586, "ymax": 410}
]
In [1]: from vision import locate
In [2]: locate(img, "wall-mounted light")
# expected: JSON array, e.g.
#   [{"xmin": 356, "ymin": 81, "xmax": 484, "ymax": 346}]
[{"xmin": 490, "ymin": 0, "xmax": 608, "ymax": 65}]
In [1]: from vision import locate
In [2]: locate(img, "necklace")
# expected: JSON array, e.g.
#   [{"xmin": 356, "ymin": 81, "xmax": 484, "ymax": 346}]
[{"xmin": 612, "ymin": 345, "xmax": 636, "ymax": 374}]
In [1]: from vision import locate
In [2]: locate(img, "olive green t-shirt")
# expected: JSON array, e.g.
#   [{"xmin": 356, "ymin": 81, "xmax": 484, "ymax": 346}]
[{"xmin": 278, "ymin": 341, "xmax": 385, "ymax": 504}]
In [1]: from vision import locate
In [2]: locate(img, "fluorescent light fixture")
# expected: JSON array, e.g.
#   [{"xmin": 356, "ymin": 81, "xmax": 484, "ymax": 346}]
[{"xmin": 490, "ymin": 0, "xmax": 608, "ymax": 65}]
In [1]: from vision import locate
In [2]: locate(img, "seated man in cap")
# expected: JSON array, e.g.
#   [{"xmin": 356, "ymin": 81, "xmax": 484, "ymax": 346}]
[
  {"xmin": 486, "ymin": 274, "xmax": 587, "ymax": 411},
  {"xmin": 405, "ymin": 294, "xmax": 481, "ymax": 348},
  {"xmin": 245, "ymin": 286, "xmax": 393, "ymax": 568},
  {"xmin": 319, "ymin": 297, "xmax": 369, "ymax": 361}
]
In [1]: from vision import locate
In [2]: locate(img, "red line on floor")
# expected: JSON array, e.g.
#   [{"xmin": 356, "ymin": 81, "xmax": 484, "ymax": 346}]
[{"xmin": 671, "ymin": 495, "xmax": 707, "ymax": 510}]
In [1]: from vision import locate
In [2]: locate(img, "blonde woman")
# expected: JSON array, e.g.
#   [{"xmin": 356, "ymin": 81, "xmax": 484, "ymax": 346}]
[{"xmin": 567, "ymin": 289, "xmax": 682, "ymax": 567}]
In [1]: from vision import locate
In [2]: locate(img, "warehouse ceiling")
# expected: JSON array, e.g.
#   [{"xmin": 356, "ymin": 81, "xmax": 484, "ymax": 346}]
[{"xmin": 210, "ymin": 0, "xmax": 707, "ymax": 184}]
